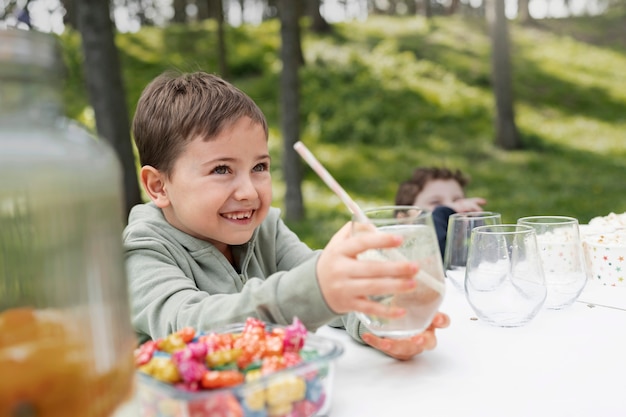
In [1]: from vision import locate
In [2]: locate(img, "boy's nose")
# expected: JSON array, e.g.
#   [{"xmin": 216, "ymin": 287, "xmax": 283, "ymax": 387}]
[{"xmin": 233, "ymin": 175, "xmax": 258, "ymax": 200}]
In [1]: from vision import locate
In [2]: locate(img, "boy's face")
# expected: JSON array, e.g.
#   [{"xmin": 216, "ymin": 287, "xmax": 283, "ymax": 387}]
[
  {"xmin": 413, "ymin": 179, "xmax": 465, "ymax": 212},
  {"xmin": 158, "ymin": 117, "xmax": 272, "ymax": 253}
]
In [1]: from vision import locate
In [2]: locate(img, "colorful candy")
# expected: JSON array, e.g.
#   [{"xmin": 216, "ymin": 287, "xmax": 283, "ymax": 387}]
[
  {"xmin": 201, "ymin": 370, "xmax": 246, "ymax": 389},
  {"xmin": 136, "ymin": 317, "xmax": 332, "ymax": 417}
]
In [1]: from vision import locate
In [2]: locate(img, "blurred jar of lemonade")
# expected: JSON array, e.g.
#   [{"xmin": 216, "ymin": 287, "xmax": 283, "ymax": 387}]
[{"xmin": 0, "ymin": 29, "xmax": 136, "ymax": 416}]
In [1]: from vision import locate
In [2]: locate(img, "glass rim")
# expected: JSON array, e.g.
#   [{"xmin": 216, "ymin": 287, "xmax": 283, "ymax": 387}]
[
  {"xmin": 361, "ymin": 205, "xmax": 427, "ymax": 213},
  {"xmin": 353, "ymin": 205, "xmax": 433, "ymax": 226},
  {"xmin": 471, "ymin": 224, "xmax": 535, "ymax": 235},
  {"xmin": 355, "ymin": 205, "xmax": 429, "ymax": 218},
  {"xmin": 517, "ymin": 215, "xmax": 579, "ymax": 226},
  {"xmin": 449, "ymin": 211, "xmax": 501, "ymax": 220}
]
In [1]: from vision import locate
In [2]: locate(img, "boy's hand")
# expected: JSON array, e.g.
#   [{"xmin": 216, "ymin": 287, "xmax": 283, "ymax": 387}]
[
  {"xmin": 361, "ymin": 312, "xmax": 450, "ymax": 360},
  {"xmin": 448, "ymin": 197, "xmax": 487, "ymax": 213},
  {"xmin": 316, "ymin": 222, "xmax": 419, "ymax": 319}
]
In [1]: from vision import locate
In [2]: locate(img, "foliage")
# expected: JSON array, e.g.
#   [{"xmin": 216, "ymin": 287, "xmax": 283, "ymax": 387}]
[{"xmin": 59, "ymin": 13, "xmax": 626, "ymax": 249}]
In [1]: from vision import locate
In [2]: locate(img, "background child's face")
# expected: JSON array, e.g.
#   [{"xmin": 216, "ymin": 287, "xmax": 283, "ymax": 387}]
[
  {"xmin": 159, "ymin": 117, "xmax": 272, "ymax": 253},
  {"xmin": 413, "ymin": 179, "xmax": 465, "ymax": 212}
]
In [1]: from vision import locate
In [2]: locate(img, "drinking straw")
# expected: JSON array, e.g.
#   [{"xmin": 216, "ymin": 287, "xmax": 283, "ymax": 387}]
[
  {"xmin": 293, "ymin": 141, "xmax": 368, "ymax": 223},
  {"xmin": 293, "ymin": 141, "xmax": 445, "ymax": 295}
]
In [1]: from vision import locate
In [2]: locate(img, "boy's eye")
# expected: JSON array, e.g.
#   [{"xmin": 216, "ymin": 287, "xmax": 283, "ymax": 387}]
[
  {"xmin": 212, "ymin": 165, "xmax": 230, "ymax": 175},
  {"xmin": 253, "ymin": 162, "xmax": 269, "ymax": 172}
]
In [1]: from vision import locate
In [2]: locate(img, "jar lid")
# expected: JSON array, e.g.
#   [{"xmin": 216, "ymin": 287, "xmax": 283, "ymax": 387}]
[{"xmin": 0, "ymin": 29, "xmax": 63, "ymax": 78}]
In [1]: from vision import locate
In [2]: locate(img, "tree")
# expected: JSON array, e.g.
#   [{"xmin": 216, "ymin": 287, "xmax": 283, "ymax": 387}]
[
  {"xmin": 308, "ymin": 0, "xmax": 331, "ymax": 33},
  {"xmin": 518, "ymin": 0, "xmax": 531, "ymax": 23},
  {"xmin": 448, "ymin": 0, "xmax": 460, "ymax": 15},
  {"xmin": 172, "ymin": 0, "xmax": 187, "ymax": 23},
  {"xmin": 197, "ymin": 0, "xmax": 210, "ymax": 20},
  {"xmin": 75, "ymin": 0, "xmax": 142, "ymax": 219},
  {"xmin": 419, "ymin": 0, "xmax": 432, "ymax": 18},
  {"xmin": 214, "ymin": 0, "xmax": 228, "ymax": 79},
  {"xmin": 277, "ymin": 0, "xmax": 304, "ymax": 221},
  {"xmin": 61, "ymin": 0, "xmax": 79, "ymax": 29},
  {"xmin": 486, "ymin": 0, "xmax": 520, "ymax": 150}
]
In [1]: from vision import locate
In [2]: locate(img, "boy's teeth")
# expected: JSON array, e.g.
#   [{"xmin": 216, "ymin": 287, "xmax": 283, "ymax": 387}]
[{"xmin": 224, "ymin": 211, "xmax": 252, "ymax": 219}]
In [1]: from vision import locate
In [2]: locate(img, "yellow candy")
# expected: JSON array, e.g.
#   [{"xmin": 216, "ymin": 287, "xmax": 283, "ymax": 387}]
[
  {"xmin": 206, "ymin": 348, "xmax": 242, "ymax": 368},
  {"xmin": 243, "ymin": 370, "xmax": 265, "ymax": 410},
  {"xmin": 266, "ymin": 376, "xmax": 306, "ymax": 407},
  {"xmin": 244, "ymin": 387, "xmax": 266, "ymax": 411},
  {"xmin": 268, "ymin": 402, "xmax": 292, "ymax": 417},
  {"xmin": 139, "ymin": 357, "xmax": 181, "ymax": 383},
  {"xmin": 157, "ymin": 334, "xmax": 186, "ymax": 354},
  {"xmin": 245, "ymin": 369, "xmax": 262, "ymax": 382}
]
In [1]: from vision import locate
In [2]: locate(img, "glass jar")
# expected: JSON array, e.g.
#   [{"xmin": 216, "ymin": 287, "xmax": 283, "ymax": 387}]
[{"xmin": 0, "ymin": 29, "xmax": 136, "ymax": 417}]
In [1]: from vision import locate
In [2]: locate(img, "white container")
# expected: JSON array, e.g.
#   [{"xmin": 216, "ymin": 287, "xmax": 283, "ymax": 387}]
[{"xmin": 583, "ymin": 231, "xmax": 626, "ymax": 287}]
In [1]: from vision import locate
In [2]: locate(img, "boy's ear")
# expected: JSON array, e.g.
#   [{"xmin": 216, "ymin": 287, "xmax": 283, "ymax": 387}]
[{"xmin": 140, "ymin": 166, "xmax": 170, "ymax": 208}]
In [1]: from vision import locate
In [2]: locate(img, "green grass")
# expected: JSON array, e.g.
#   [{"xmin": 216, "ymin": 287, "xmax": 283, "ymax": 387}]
[{"xmin": 59, "ymin": 12, "xmax": 626, "ymax": 249}]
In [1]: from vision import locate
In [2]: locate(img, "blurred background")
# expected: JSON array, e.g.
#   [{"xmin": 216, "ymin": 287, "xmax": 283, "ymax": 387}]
[{"xmin": 2, "ymin": 0, "xmax": 625, "ymax": 249}]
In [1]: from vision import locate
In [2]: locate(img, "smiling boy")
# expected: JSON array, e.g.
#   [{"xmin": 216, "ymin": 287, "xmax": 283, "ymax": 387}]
[{"xmin": 124, "ymin": 71, "xmax": 448, "ymax": 360}]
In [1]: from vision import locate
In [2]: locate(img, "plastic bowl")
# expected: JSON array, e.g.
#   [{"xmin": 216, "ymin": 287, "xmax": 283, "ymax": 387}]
[{"xmin": 135, "ymin": 322, "xmax": 344, "ymax": 417}]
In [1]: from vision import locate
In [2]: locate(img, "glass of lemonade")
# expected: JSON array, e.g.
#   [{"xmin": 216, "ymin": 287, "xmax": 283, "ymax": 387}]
[{"xmin": 352, "ymin": 206, "xmax": 446, "ymax": 339}]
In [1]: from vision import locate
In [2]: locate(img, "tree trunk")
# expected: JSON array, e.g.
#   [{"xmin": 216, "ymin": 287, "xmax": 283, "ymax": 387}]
[
  {"xmin": 216, "ymin": 0, "xmax": 228, "ymax": 78},
  {"xmin": 277, "ymin": 0, "xmax": 304, "ymax": 221},
  {"xmin": 518, "ymin": 0, "xmax": 531, "ymax": 23},
  {"xmin": 420, "ymin": 0, "xmax": 432, "ymax": 18},
  {"xmin": 308, "ymin": 0, "xmax": 331, "ymax": 33},
  {"xmin": 237, "ymin": 0, "xmax": 245, "ymax": 23},
  {"xmin": 75, "ymin": 0, "xmax": 142, "ymax": 220},
  {"xmin": 61, "ymin": 0, "xmax": 79, "ymax": 29},
  {"xmin": 406, "ymin": 0, "xmax": 417, "ymax": 15},
  {"xmin": 486, "ymin": 0, "xmax": 520, "ymax": 150},
  {"xmin": 198, "ymin": 0, "xmax": 211, "ymax": 20},
  {"xmin": 448, "ymin": 0, "xmax": 460, "ymax": 15},
  {"xmin": 172, "ymin": 0, "xmax": 187, "ymax": 23}
]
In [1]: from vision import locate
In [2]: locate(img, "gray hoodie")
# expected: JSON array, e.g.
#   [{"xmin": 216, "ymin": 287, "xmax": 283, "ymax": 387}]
[{"xmin": 123, "ymin": 203, "xmax": 351, "ymax": 344}]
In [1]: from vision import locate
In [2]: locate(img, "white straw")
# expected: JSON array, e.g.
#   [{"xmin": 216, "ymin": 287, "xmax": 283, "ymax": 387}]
[
  {"xmin": 293, "ymin": 141, "xmax": 368, "ymax": 222},
  {"xmin": 293, "ymin": 141, "xmax": 445, "ymax": 295}
]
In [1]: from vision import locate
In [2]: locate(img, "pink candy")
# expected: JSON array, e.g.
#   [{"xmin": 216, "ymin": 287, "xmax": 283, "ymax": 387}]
[{"xmin": 283, "ymin": 317, "xmax": 306, "ymax": 353}]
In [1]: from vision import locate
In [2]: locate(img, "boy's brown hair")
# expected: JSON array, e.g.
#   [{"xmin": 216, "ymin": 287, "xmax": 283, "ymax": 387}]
[
  {"xmin": 132, "ymin": 71, "xmax": 269, "ymax": 177},
  {"xmin": 395, "ymin": 167, "xmax": 469, "ymax": 206}
]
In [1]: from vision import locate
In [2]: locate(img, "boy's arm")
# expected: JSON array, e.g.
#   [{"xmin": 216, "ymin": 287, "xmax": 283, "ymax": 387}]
[{"xmin": 124, "ymin": 209, "xmax": 338, "ymax": 344}]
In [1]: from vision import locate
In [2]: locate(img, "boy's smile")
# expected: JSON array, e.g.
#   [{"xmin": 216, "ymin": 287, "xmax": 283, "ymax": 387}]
[{"xmin": 149, "ymin": 116, "xmax": 272, "ymax": 257}]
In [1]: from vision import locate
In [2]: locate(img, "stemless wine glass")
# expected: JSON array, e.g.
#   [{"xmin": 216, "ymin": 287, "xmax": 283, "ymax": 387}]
[
  {"xmin": 352, "ymin": 206, "xmax": 446, "ymax": 339},
  {"xmin": 443, "ymin": 211, "xmax": 502, "ymax": 291},
  {"xmin": 517, "ymin": 216, "xmax": 587, "ymax": 309},
  {"xmin": 465, "ymin": 224, "xmax": 547, "ymax": 327}
]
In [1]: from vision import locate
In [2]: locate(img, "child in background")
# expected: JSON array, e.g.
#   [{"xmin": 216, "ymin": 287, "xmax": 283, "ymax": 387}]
[
  {"xmin": 123, "ymin": 71, "xmax": 449, "ymax": 361},
  {"xmin": 395, "ymin": 167, "xmax": 487, "ymax": 256}
]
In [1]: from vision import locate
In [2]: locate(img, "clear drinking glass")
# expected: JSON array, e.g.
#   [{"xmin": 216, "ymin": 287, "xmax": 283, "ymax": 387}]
[
  {"xmin": 352, "ymin": 206, "xmax": 446, "ymax": 338},
  {"xmin": 517, "ymin": 216, "xmax": 587, "ymax": 309},
  {"xmin": 443, "ymin": 211, "xmax": 502, "ymax": 291},
  {"xmin": 465, "ymin": 224, "xmax": 547, "ymax": 327}
]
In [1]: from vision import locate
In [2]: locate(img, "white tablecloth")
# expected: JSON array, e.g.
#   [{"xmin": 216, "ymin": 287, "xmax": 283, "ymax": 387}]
[
  {"xmin": 316, "ymin": 280, "xmax": 626, "ymax": 417},
  {"xmin": 113, "ymin": 281, "xmax": 626, "ymax": 417}
]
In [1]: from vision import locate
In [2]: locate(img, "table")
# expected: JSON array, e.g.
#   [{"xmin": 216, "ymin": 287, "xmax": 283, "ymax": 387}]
[
  {"xmin": 316, "ymin": 281, "xmax": 626, "ymax": 417},
  {"xmin": 113, "ymin": 281, "xmax": 626, "ymax": 417}
]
